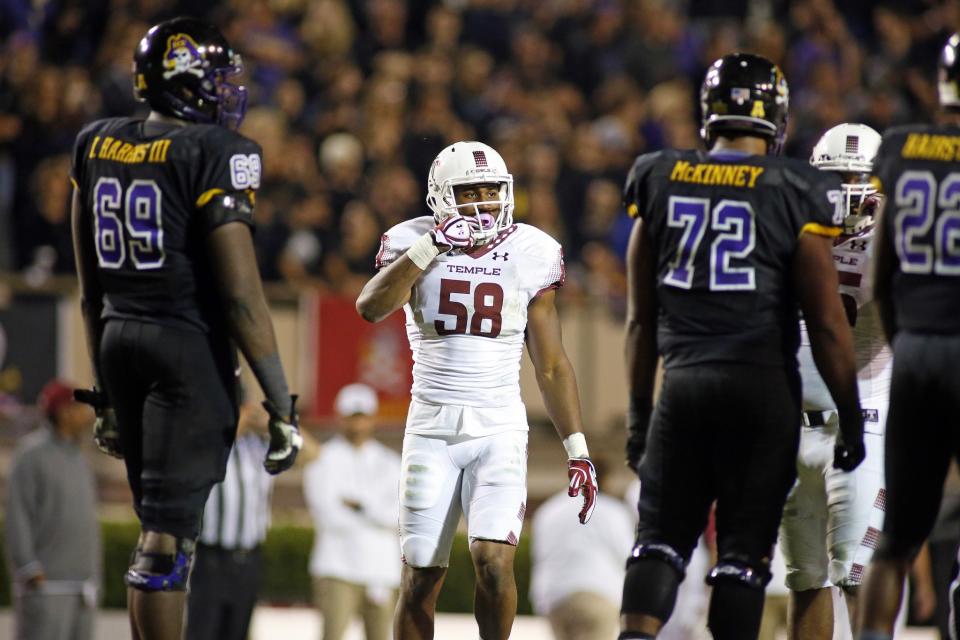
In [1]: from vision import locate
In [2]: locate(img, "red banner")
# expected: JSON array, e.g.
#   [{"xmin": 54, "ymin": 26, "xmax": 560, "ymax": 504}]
[{"xmin": 311, "ymin": 296, "xmax": 412, "ymax": 423}]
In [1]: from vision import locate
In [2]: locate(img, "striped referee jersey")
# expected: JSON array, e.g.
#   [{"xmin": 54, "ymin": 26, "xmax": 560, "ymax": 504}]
[{"xmin": 199, "ymin": 433, "xmax": 273, "ymax": 550}]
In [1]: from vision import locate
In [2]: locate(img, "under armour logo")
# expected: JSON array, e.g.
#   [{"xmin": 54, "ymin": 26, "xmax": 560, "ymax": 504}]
[
  {"xmin": 848, "ymin": 239, "xmax": 868, "ymax": 252},
  {"xmin": 492, "ymin": 252, "xmax": 509, "ymax": 261}
]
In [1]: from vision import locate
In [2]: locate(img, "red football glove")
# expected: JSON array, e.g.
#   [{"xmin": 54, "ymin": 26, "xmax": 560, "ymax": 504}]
[
  {"xmin": 568, "ymin": 458, "xmax": 598, "ymax": 524},
  {"xmin": 858, "ymin": 193, "xmax": 885, "ymax": 218},
  {"xmin": 430, "ymin": 214, "xmax": 474, "ymax": 252}
]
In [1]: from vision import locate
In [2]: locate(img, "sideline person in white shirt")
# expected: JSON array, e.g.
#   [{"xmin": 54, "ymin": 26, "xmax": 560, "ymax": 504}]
[
  {"xmin": 531, "ymin": 460, "xmax": 633, "ymax": 640},
  {"xmin": 303, "ymin": 383, "xmax": 401, "ymax": 640}
]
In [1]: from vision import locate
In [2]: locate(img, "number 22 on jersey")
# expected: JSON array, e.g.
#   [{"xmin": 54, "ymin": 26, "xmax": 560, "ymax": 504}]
[
  {"xmin": 663, "ymin": 196, "xmax": 756, "ymax": 291},
  {"xmin": 894, "ymin": 171, "xmax": 960, "ymax": 275},
  {"xmin": 93, "ymin": 177, "xmax": 165, "ymax": 270}
]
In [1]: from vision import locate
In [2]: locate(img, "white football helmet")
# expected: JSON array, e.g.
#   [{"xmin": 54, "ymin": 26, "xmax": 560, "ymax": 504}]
[
  {"xmin": 810, "ymin": 123, "xmax": 882, "ymax": 233},
  {"xmin": 426, "ymin": 141, "xmax": 514, "ymax": 245}
]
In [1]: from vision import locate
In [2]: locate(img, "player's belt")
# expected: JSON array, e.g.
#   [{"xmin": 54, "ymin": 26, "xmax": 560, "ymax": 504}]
[
  {"xmin": 802, "ymin": 409, "xmax": 877, "ymax": 427},
  {"xmin": 801, "ymin": 410, "xmax": 835, "ymax": 427}
]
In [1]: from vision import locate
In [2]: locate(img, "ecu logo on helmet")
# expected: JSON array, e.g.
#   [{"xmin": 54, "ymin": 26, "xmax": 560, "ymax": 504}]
[{"xmin": 162, "ymin": 33, "xmax": 205, "ymax": 80}]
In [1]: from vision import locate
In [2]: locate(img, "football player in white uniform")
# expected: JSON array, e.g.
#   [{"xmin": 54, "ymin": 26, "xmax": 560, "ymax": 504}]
[
  {"xmin": 778, "ymin": 123, "xmax": 890, "ymax": 639},
  {"xmin": 356, "ymin": 141, "xmax": 598, "ymax": 640}
]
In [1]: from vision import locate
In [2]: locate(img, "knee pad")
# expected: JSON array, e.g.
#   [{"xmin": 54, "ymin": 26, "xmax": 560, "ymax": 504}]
[
  {"xmin": 706, "ymin": 556, "xmax": 770, "ymax": 591},
  {"xmin": 621, "ymin": 543, "xmax": 685, "ymax": 622},
  {"xmin": 401, "ymin": 535, "xmax": 449, "ymax": 570},
  {"xmin": 626, "ymin": 542, "xmax": 686, "ymax": 577},
  {"xmin": 124, "ymin": 538, "xmax": 195, "ymax": 592}
]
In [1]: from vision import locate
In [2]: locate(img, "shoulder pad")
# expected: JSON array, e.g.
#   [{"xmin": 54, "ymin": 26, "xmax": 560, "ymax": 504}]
[
  {"xmin": 376, "ymin": 216, "xmax": 434, "ymax": 269},
  {"xmin": 628, "ymin": 150, "xmax": 672, "ymax": 183},
  {"xmin": 624, "ymin": 150, "xmax": 671, "ymax": 217},
  {"xmin": 512, "ymin": 223, "xmax": 561, "ymax": 254}
]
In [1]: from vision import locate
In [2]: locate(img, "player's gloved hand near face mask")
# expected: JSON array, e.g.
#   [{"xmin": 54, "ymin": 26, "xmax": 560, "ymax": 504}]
[
  {"xmin": 430, "ymin": 214, "xmax": 474, "ymax": 252},
  {"xmin": 74, "ymin": 388, "xmax": 123, "ymax": 458},
  {"xmin": 262, "ymin": 395, "xmax": 303, "ymax": 474},
  {"xmin": 858, "ymin": 193, "xmax": 884, "ymax": 219}
]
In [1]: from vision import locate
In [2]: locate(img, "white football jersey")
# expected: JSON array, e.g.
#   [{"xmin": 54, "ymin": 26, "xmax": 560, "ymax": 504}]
[
  {"xmin": 377, "ymin": 216, "xmax": 565, "ymax": 413},
  {"xmin": 799, "ymin": 225, "xmax": 893, "ymax": 413}
]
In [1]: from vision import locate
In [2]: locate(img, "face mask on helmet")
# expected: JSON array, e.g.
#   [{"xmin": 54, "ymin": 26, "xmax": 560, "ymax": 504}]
[
  {"xmin": 810, "ymin": 122, "xmax": 881, "ymax": 234},
  {"xmin": 835, "ymin": 172, "xmax": 877, "ymax": 233},
  {"xmin": 206, "ymin": 54, "xmax": 247, "ymax": 130},
  {"xmin": 426, "ymin": 143, "xmax": 515, "ymax": 245}
]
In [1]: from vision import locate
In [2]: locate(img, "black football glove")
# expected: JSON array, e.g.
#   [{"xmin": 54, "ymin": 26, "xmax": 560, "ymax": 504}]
[
  {"xmin": 833, "ymin": 410, "xmax": 866, "ymax": 472},
  {"xmin": 262, "ymin": 395, "xmax": 302, "ymax": 475},
  {"xmin": 74, "ymin": 388, "xmax": 123, "ymax": 459},
  {"xmin": 833, "ymin": 436, "xmax": 866, "ymax": 472},
  {"xmin": 626, "ymin": 400, "xmax": 652, "ymax": 473}
]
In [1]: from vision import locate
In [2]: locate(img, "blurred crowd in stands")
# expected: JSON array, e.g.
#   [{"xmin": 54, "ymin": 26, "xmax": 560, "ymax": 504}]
[{"xmin": 2, "ymin": 0, "xmax": 958, "ymax": 312}]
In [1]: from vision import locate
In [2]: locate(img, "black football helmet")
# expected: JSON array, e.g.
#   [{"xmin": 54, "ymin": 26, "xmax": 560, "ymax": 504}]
[
  {"xmin": 939, "ymin": 33, "xmax": 960, "ymax": 110},
  {"xmin": 700, "ymin": 53, "xmax": 789, "ymax": 154},
  {"xmin": 133, "ymin": 17, "xmax": 247, "ymax": 129}
]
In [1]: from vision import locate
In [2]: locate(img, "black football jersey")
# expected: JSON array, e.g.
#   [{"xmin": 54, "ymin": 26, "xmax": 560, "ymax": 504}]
[
  {"xmin": 872, "ymin": 124, "xmax": 960, "ymax": 334},
  {"xmin": 623, "ymin": 148, "xmax": 843, "ymax": 367},
  {"xmin": 70, "ymin": 117, "xmax": 261, "ymax": 332}
]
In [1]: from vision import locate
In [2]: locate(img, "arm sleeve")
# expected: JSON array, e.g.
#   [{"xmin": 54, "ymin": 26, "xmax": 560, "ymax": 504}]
[
  {"xmin": 4, "ymin": 453, "xmax": 43, "ymax": 581},
  {"xmin": 194, "ymin": 130, "xmax": 262, "ymax": 222},
  {"xmin": 199, "ymin": 190, "xmax": 255, "ymax": 233}
]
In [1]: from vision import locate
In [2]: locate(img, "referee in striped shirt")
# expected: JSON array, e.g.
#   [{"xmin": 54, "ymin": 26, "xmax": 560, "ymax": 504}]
[{"xmin": 185, "ymin": 400, "xmax": 318, "ymax": 640}]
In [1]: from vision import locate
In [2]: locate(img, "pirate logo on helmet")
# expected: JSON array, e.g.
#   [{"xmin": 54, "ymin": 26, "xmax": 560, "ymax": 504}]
[{"xmin": 162, "ymin": 33, "xmax": 205, "ymax": 80}]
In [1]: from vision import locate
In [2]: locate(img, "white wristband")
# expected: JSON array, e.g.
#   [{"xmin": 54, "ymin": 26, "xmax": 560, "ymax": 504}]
[
  {"xmin": 405, "ymin": 233, "xmax": 440, "ymax": 270},
  {"xmin": 563, "ymin": 432, "xmax": 589, "ymax": 459}
]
